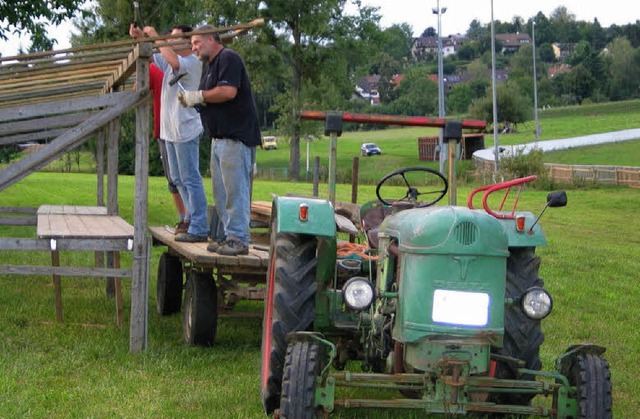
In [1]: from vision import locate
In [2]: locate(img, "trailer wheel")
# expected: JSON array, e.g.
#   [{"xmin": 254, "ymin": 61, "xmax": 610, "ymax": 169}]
[
  {"xmin": 492, "ymin": 247, "xmax": 544, "ymax": 405},
  {"xmin": 182, "ymin": 269, "xmax": 217, "ymax": 347},
  {"xmin": 569, "ymin": 353, "xmax": 612, "ymax": 418},
  {"xmin": 261, "ymin": 231, "xmax": 317, "ymax": 415},
  {"xmin": 278, "ymin": 341, "xmax": 323, "ymax": 419},
  {"xmin": 156, "ymin": 252, "xmax": 183, "ymax": 315}
]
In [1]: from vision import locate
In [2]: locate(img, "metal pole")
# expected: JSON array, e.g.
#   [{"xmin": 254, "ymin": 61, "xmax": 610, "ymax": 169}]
[
  {"xmin": 490, "ymin": 0, "xmax": 499, "ymax": 172},
  {"xmin": 434, "ymin": 1, "xmax": 447, "ymax": 174},
  {"xmin": 328, "ymin": 131, "xmax": 337, "ymax": 206},
  {"xmin": 532, "ymin": 21, "xmax": 540, "ymax": 142}
]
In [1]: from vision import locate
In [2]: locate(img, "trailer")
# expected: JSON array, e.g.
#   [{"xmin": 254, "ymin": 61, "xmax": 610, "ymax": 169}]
[{"xmin": 149, "ymin": 225, "xmax": 270, "ymax": 346}]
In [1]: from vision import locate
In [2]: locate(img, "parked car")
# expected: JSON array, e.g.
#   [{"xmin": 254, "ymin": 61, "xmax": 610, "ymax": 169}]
[
  {"xmin": 361, "ymin": 142, "xmax": 381, "ymax": 156},
  {"xmin": 262, "ymin": 136, "xmax": 278, "ymax": 150}
]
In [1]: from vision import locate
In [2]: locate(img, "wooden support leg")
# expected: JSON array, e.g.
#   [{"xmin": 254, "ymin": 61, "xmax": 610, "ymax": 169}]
[
  {"xmin": 114, "ymin": 252, "xmax": 123, "ymax": 327},
  {"xmin": 106, "ymin": 251, "xmax": 115, "ymax": 298},
  {"xmin": 51, "ymin": 250, "xmax": 63, "ymax": 322}
]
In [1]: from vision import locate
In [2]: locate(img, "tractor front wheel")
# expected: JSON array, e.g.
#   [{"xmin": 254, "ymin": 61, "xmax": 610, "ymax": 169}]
[
  {"xmin": 182, "ymin": 269, "xmax": 217, "ymax": 347},
  {"xmin": 492, "ymin": 247, "xmax": 544, "ymax": 405},
  {"xmin": 261, "ymin": 231, "xmax": 317, "ymax": 415},
  {"xmin": 569, "ymin": 353, "xmax": 612, "ymax": 418},
  {"xmin": 278, "ymin": 341, "xmax": 323, "ymax": 419}
]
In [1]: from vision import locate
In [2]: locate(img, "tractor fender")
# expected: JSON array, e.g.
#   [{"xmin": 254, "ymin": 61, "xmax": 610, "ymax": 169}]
[
  {"xmin": 271, "ymin": 196, "xmax": 336, "ymax": 238},
  {"xmin": 556, "ymin": 344, "xmax": 607, "ymax": 377},
  {"xmin": 493, "ymin": 212, "xmax": 548, "ymax": 247}
]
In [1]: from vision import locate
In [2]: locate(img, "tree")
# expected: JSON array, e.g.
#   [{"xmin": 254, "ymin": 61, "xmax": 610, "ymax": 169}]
[
  {"xmin": 256, "ymin": 0, "xmax": 383, "ymax": 179},
  {"xmin": 382, "ymin": 66, "xmax": 437, "ymax": 116},
  {"xmin": 0, "ymin": 0, "xmax": 85, "ymax": 52},
  {"xmin": 469, "ymin": 81, "xmax": 531, "ymax": 132},
  {"xmin": 604, "ymin": 37, "xmax": 640, "ymax": 100}
]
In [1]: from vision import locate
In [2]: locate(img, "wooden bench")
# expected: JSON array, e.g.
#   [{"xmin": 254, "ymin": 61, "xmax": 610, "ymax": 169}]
[{"xmin": 36, "ymin": 205, "xmax": 134, "ymax": 325}]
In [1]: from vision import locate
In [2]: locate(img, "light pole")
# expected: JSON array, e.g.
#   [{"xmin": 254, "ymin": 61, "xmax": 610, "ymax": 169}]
[
  {"xmin": 490, "ymin": 0, "xmax": 499, "ymax": 173},
  {"xmin": 432, "ymin": 1, "xmax": 447, "ymax": 174},
  {"xmin": 532, "ymin": 21, "xmax": 540, "ymax": 142}
]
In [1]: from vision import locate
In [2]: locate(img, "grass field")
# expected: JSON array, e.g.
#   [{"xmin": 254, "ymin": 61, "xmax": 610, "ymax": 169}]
[
  {"xmin": 1, "ymin": 173, "xmax": 639, "ymax": 417},
  {"xmin": 254, "ymin": 99, "xmax": 640, "ymax": 183}
]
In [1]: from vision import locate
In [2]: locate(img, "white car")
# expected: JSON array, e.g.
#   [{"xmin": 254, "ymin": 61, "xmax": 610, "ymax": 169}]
[{"xmin": 360, "ymin": 143, "xmax": 382, "ymax": 156}]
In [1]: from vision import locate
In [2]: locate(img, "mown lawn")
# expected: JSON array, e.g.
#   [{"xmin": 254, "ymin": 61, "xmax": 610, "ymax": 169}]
[{"xmin": 1, "ymin": 173, "xmax": 639, "ymax": 417}]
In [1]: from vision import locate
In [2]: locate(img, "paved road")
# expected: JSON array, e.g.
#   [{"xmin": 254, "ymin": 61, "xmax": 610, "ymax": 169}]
[{"xmin": 473, "ymin": 128, "xmax": 640, "ymax": 162}]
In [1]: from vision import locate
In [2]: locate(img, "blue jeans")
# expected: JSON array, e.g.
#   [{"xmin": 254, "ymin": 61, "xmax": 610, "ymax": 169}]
[
  {"xmin": 210, "ymin": 139, "xmax": 254, "ymax": 245},
  {"xmin": 165, "ymin": 135, "xmax": 209, "ymax": 236}
]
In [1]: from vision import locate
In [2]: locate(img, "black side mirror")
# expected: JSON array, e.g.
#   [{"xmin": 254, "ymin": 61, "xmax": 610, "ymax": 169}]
[{"xmin": 547, "ymin": 191, "xmax": 567, "ymax": 208}]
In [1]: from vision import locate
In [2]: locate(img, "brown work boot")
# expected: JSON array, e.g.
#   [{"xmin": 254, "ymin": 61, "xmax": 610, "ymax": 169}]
[
  {"xmin": 216, "ymin": 238, "xmax": 249, "ymax": 256},
  {"xmin": 206, "ymin": 238, "xmax": 226, "ymax": 252},
  {"xmin": 174, "ymin": 220, "xmax": 189, "ymax": 235},
  {"xmin": 175, "ymin": 232, "xmax": 208, "ymax": 243}
]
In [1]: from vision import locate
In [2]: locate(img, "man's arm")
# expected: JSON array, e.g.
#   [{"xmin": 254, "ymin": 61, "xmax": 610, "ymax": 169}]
[{"xmin": 142, "ymin": 26, "xmax": 181, "ymax": 71}]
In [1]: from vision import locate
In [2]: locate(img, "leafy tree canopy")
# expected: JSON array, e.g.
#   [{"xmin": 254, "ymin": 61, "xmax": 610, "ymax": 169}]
[{"xmin": 1, "ymin": 0, "xmax": 85, "ymax": 52}]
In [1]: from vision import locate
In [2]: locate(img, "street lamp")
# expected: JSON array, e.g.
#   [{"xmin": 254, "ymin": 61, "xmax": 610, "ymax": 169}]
[
  {"xmin": 490, "ymin": 0, "xmax": 499, "ymax": 173},
  {"xmin": 432, "ymin": 1, "xmax": 447, "ymax": 174},
  {"xmin": 532, "ymin": 21, "xmax": 540, "ymax": 142}
]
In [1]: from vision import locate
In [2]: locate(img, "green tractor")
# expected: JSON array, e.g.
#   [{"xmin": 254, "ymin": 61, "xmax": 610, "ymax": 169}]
[{"xmin": 260, "ymin": 114, "xmax": 611, "ymax": 418}]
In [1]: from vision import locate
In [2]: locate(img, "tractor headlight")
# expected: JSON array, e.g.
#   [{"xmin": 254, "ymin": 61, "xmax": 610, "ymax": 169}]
[
  {"xmin": 521, "ymin": 287, "xmax": 553, "ymax": 320},
  {"xmin": 343, "ymin": 277, "xmax": 374, "ymax": 311}
]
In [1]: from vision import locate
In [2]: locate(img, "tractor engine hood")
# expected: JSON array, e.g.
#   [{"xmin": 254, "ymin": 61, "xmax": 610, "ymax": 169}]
[{"xmin": 382, "ymin": 206, "xmax": 509, "ymax": 257}]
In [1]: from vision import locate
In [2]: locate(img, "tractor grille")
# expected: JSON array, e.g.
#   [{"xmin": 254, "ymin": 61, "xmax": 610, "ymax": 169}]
[{"xmin": 454, "ymin": 221, "xmax": 478, "ymax": 246}]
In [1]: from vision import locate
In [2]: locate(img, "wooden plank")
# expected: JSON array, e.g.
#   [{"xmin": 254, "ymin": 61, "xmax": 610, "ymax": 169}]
[
  {"xmin": 0, "ymin": 215, "xmax": 36, "ymax": 226},
  {"xmin": 0, "ymin": 111, "xmax": 98, "ymax": 136},
  {"xmin": 37, "ymin": 205, "xmax": 108, "ymax": 215},
  {"xmin": 0, "ymin": 237, "xmax": 132, "ymax": 251},
  {"xmin": 0, "ymin": 129, "xmax": 67, "ymax": 146},
  {"xmin": 0, "ymin": 206, "xmax": 38, "ymax": 213},
  {"xmin": 37, "ymin": 214, "xmax": 134, "ymax": 238},
  {"xmin": 0, "ymin": 265, "xmax": 131, "ymax": 277},
  {"xmin": 0, "ymin": 91, "xmax": 133, "ymax": 123},
  {"xmin": 148, "ymin": 226, "xmax": 269, "ymax": 269}
]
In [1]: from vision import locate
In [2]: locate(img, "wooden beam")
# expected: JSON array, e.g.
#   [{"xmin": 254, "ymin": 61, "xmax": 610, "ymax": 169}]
[
  {"xmin": 0, "ymin": 91, "xmax": 133, "ymax": 122},
  {"xmin": 0, "ymin": 89, "xmax": 148, "ymax": 192},
  {"xmin": 0, "ymin": 111, "xmax": 98, "ymax": 136},
  {"xmin": 0, "ymin": 265, "xmax": 132, "ymax": 277}
]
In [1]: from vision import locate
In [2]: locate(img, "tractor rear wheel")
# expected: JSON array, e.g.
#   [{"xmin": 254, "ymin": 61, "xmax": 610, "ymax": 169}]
[
  {"xmin": 261, "ymin": 231, "xmax": 317, "ymax": 415},
  {"xmin": 492, "ymin": 247, "xmax": 544, "ymax": 405},
  {"xmin": 182, "ymin": 269, "xmax": 217, "ymax": 347},
  {"xmin": 156, "ymin": 252, "xmax": 183, "ymax": 315},
  {"xmin": 569, "ymin": 353, "xmax": 612, "ymax": 418},
  {"xmin": 279, "ymin": 341, "xmax": 323, "ymax": 419}
]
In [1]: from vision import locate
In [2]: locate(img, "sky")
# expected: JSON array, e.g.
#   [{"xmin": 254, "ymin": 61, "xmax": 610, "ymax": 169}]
[{"xmin": 2, "ymin": 0, "xmax": 638, "ymax": 57}]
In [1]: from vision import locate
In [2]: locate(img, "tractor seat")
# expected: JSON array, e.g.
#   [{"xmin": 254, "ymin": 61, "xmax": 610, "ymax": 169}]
[{"xmin": 360, "ymin": 201, "xmax": 414, "ymax": 249}]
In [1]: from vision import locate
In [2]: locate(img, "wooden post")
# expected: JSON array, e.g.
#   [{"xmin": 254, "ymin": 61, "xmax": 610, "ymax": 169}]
[
  {"xmin": 51, "ymin": 250, "xmax": 63, "ymax": 322},
  {"xmin": 105, "ymin": 117, "xmax": 120, "ymax": 298},
  {"xmin": 95, "ymin": 129, "xmax": 105, "ymax": 277},
  {"xmin": 129, "ymin": 42, "xmax": 152, "ymax": 352}
]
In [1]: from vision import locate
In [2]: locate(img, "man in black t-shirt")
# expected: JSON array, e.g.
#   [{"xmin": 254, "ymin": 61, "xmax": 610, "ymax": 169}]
[{"xmin": 179, "ymin": 26, "xmax": 261, "ymax": 256}]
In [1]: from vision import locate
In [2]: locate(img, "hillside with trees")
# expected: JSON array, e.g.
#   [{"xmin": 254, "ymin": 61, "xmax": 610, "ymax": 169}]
[{"xmin": 3, "ymin": 2, "xmax": 639, "ymax": 178}]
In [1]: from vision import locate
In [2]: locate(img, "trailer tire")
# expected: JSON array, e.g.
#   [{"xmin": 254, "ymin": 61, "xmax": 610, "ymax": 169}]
[
  {"xmin": 261, "ymin": 232, "xmax": 317, "ymax": 415},
  {"xmin": 492, "ymin": 247, "xmax": 544, "ymax": 406},
  {"xmin": 569, "ymin": 353, "xmax": 612, "ymax": 418},
  {"xmin": 182, "ymin": 269, "xmax": 217, "ymax": 347},
  {"xmin": 156, "ymin": 252, "xmax": 183, "ymax": 315},
  {"xmin": 278, "ymin": 341, "xmax": 323, "ymax": 419}
]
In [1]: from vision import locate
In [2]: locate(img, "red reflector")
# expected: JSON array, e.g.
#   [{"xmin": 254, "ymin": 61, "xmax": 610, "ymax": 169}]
[
  {"xmin": 299, "ymin": 203, "xmax": 309, "ymax": 221},
  {"xmin": 516, "ymin": 216, "xmax": 526, "ymax": 232}
]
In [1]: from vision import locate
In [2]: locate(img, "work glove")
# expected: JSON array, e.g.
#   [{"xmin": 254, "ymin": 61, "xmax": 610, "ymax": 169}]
[{"xmin": 178, "ymin": 90, "xmax": 205, "ymax": 108}]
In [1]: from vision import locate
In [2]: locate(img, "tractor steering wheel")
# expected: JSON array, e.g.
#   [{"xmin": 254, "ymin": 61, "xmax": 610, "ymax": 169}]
[{"xmin": 376, "ymin": 167, "xmax": 448, "ymax": 207}]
